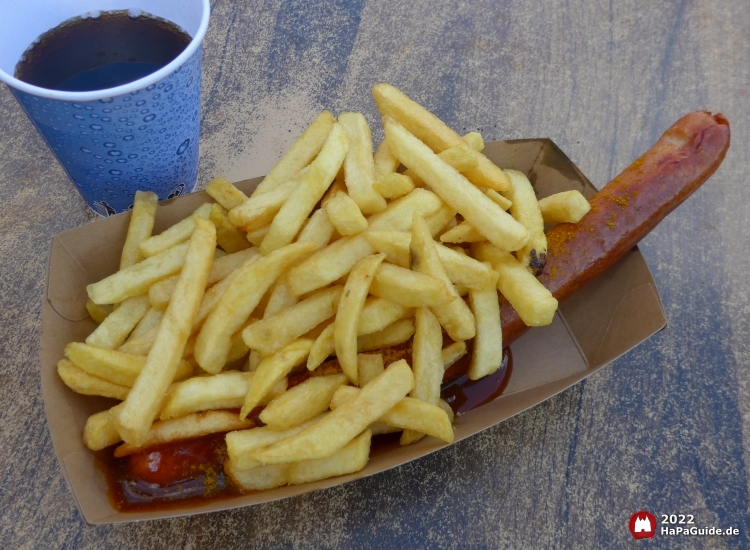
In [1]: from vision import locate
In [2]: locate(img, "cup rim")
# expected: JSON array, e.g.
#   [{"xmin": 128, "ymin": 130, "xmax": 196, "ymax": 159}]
[{"xmin": 0, "ymin": 0, "xmax": 210, "ymax": 102}]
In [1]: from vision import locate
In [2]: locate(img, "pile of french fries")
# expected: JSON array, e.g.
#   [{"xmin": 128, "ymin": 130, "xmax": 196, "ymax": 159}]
[{"xmin": 58, "ymin": 83, "xmax": 592, "ymax": 492}]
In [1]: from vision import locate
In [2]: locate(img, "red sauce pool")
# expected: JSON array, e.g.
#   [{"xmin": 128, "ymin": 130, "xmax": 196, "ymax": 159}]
[{"xmin": 99, "ymin": 344, "xmax": 513, "ymax": 512}]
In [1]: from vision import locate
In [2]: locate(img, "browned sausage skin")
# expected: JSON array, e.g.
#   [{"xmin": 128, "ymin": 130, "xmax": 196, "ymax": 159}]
[{"xmin": 500, "ymin": 111, "xmax": 731, "ymax": 346}]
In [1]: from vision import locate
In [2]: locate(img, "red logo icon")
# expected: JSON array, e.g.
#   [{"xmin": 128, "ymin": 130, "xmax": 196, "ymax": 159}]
[{"xmin": 629, "ymin": 510, "xmax": 657, "ymax": 539}]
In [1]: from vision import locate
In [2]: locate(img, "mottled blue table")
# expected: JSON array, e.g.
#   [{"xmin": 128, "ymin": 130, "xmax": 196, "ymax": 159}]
[{"xmin": 1, "ymin": 1, "xmax": 748, "ymax": 548}]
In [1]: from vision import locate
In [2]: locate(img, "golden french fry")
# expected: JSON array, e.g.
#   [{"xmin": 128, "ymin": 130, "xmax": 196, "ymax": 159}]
[
  {"xmin": 442, "ymin": 340, "xmax": 467, "ymax": 370},
  {"xmin": 228, "ymin": 171, "xmax": 301, "ymax": 231},
  {"xmin": 373, "ymin": 83, "xmax": 510, "ymax": 190},
  {"xmin": 263, "ymin": 277, "xmax": 298, "ymax": 318},
  {"xmin": 226, "ymin": 416, "xmax": 322, "ymax": 470},
  {"xmin": 358, "ymin": 353, "xmax": 384, "ymax": 386},
  {"xmin": 139, "ymin": 203, "xmax": 212, "ymax": 258},
  {"xmin": 261, "ymin": 124, "xmax": 349, "ymax": 254},
  {"xmin": 260, "ymin": 373, "xmax": 348, "ymax": 431},
  {"xmin": 206, "ymin": 247, "xmax": 260, "ymax": 285},
  {"xmin": 366, "ymin": 230, "xmax": 410, "ymax": 268},
  {"xmin": 462, "ymin": 131, "xmax": 484, "ymax": 152},
  {"xmin": 373, "ymin": 140, "xmax": 399, "ymax": 181},
  {"xmin": 373, "ymin": 173, "xmax": 414, "ymax": 200},
  {"xmin": 358, "ymin": 297, "xmax": 414, "ymax": 336},
  {"xmin": 538, "ymin": 190, "xmax": 591, "ymax": 224},
  {"xmin": 369, "ymin": 263, "xmax": 454, "ymax": 308},
  {"xmin": 473, "ymin": 242, "xmax": 558, "ymax": 326},
  {"xmin": 206, "ymin": 176, "xmax": 249, "ymax": 211},
  {"xmin": 114, "ymin": 411, "xmax": 252, "ymax": 457},
  {"xmin": 287, "ymin": 429, "xmax": 371, "ymax": 485},
  {"xmin": 210, "ymin": 203, "xmax": 250, "ymax": 253},
  {"xmin": 58, "ymin": 359, "xmax": 130, "ymax": 400},
  {"xmin": 120, "ymin": 190, "xmax": 158, "ymax": 269},
  {"xmin": 128, "ymin": 308, "xmax": 163, "ymax": 341},
  {"xmin": 246, "ymin": 226, "xmax": 269, "ymax": 247},
  {"xmin": 468, "ymin": 285, "xmax": 503, "ymax": 380},
  {"xmin": 384, "ymin": 121, "xmax": 529, "ymax": 251},
  {"xmin": 87, "ymin": 241, "xmax": 189, "ymax": 305},
  {"xmin": 357, "ymin": 318, "xmax": 415, "ymax": 352},
  {"xmin": 338, "ymin": 112, "xmax": 387, "ymax": 215},
  {"xmin": 334, "ymin": 254, "xmax": 386, "ymax": 382},
  {"xmin": 225, "ymin": 460, "xmax": 289, "ymax": 491},
  {"xmin": 83, "ymin": 403, "xmax": 126, "ymax": 451},
  {"xmin": 307, "ymin": 323, "xmax": 335, "ymax": 371},
  {"xmin": 160, "ymin": 371, "xmax": 286, "ymax": 420},
  {"xmin": 251, "ymin": 360, "xmax": 414, "ymax": 464},
  {"xmin": 439, "ymin": 221, "xmax": 486, "ymax": 243},
  {"xmin": 331, "ymin": 386, "xmax": 453, "ymax": 443},
  {"xmin": 425, "ymin": 203, "xmax": 459, "ymax": 236},
  {"xmin": 243, "ymin": 286, "xmax": 342, "ymax": 356},
  {"xmin": 296, "ymin": 207, "xmax": 335, "ymax": 248},
  {"xmin": 148, "ymin": 276, "xmax": 177, "ymax": 311},
  {"xmin": 116, "ymin": 218, "xmax": 216, "ymax": 445},
  {"xmin": 324, "ymin": 188, "xmax": 368, "ymax": 236},
  {"xmin": 195, "ymin": 241, "xmax": 316, "ymax": 374},
  {"xmin": 65, "ymin": 342, "xmax": 191, "ymax": 387},
  {"xmin": 247, "ymin": 349, "xmax": 263, "ymax": 372},
  {"xmin": 504, "ymin": 169, "xmax": 547, "ymax": 274},
  {"xmin": 286, "ymin": 188, "xmax": 443, "ymax": 297},
  {"xmin": 86, "ymin": 299, "xmax": 113, "ymax": 324},
  {"xmin": 240, "ymin": 339, "xmax": 313, "ymax": 418},
  {"xmin": 485, "ymin": 188, "xmax": 512, "ymax": 211},
  {"xmin": 404, "ymin": 143, "xmax": 478, "ymax": 186},
  {"xmin": 118, "ymin": 325, "xmax": 157, "ymax": 355},
  {"xmin": 85, "ymin": 294, "xmax": 150, "ymax": 349},
  {"xmin": 253, "ymin": 111, "xmax": 336, "ymax": 195},
  {"xmin": 411, "ymin": 215, "xmax": 475, "ymax": 341}
]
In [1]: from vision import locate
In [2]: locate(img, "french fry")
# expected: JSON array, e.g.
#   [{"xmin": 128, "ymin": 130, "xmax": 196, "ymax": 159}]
[
  {"xmin": 425, "ymin": 203, "xmax": 459, "ymax": 236},
  {"xmin": 330, "ymin": 386, "xmax": 453, "ymax": 443},
  {"xmin": 473, "ymin": 242, "xmax": 558, "ymax": 326},
  {"xmin": 148, "ymin": 277, "xmax": 177, "ymax": 311},
  {"xmin": 401, "ymin": 307, "xmax": 443, "ymax": 444},
  {"xmin": 358, "ymin": 297, "xmax": 414, "ymax": 337},
  {"xmin": 334, "ymin": 254, "xmax": 386, "ymax": 382},
  {"xmin": 83, "ymin": 403, "xmax": 125, "ymax": 451},
  {"xmin": 260, "ymin": 124, "xmax": 349, "ymax": 254},
  {"xmin": 243, "ymin": 286, "xmax": 343, "ymax": 356},
  {"xmin": 120, "ymin": 190, "xmax": 158, "ymax": 269},
  {"xmin": 210, "ymin": 203, "xmax": 251, "ymax": 253},
  {"xmin": 160, "ymin": 370, "xmax": 287, "ymax": 420},
  {"xmin": 139, "ymin": 203, "xmax": 212, "ymax": 258},
  {"xmin": 504, "ymin": 169, "xmax": 547, "ymax": 275},
  {"xmin": 65, "ymin": 342, "xmax": 192, "ymax": 387},
  {"xmin": 369, "ymin": 263, "xmax": 454, "ymax": 308},
  {"xmin": 207, "ymin": 247, "xmax": 260, "ymax": 284},
  {"xmin": 442, "ymin": 340, "xmax": 467, "ymax": 370},
  {"xmin": 462, "ymin": 131, "xmax": 484, "ymax": 151},
  {"xmin": 57, "ymin": 359, "xmax": 130, "ymax": 400},
  {"xmin": 468, "ymin": 285, "xmax": 503, "ymax": 379},
  {"xmin": 439, "ymin": 220, "xmax": 486, "ymax": 243},
  {"xmin": 366, "ymin": 231, "xmax": 410, "ymax": 268},
  {"xmin": 117, "ymin": 325, "xmax": 158, "ymax": 355},
  {"xmin": 260, "ymin": 373, "xmax": 348, "ymax": 430},
  {"xmin": 86, "ymin": 299, "xmax": 113, "ymax": 324},
  {"xmin": 225, "ymin": 461, "xmax": 290, "ymax": 491},
  {"xmin": 116, "ymin": 218, "xmax": 216, "ymax": 445},
  {"xmin": 87, "ymin": 241, "xmax": 189, "ymax": 304},
  {"xmin": 227, "ymin": 324, "xmax": 251, "ymax": 364},
  {"xmin": 296, "ymin": 207, "xmax": 336, "ymax": 248},
  {"xmin": 85, "ymin": 294, "xmax": 150, "ymax": 349},
  {"xmin": 246, "ymin": 226, "xmax": 269, "ymax": 247},
  {"xmin": 384, "ymin": 121, "xmax": 529, "ymax": 251},
  {"xmin": 114, "ymin": 411, "xmax": 252, "ymax": 457},
  {"xmin": 485, "ymin": 188, "xmax": 512, "ymax": 211},
  {"xmin": 404, "ymin": 143, "xmax": 478, "ymax": 187},
  {"xmin": 247, "ymin": 350, "xmax": 263, "ymax": 372},
  {"xmin": 538, "ymin": 190, "xmax": 591, "ymax": 224},
  {"xmin": 357, "ymin": 318, "xmax": 415, "ymax": 352},
  {"xmin": 410, "ymin": 215, "xmax": 475, "ymax": 341},
  {"xmin": 307, "ymin": 323, "xmax": 335, "ymax": 371},
  {"xmin": 206, "ymin": 176, "xmax": 249, "ymax": 211},
  {"xmin": 358, "ymin": 353, "xmax": 384, "ymax": 386},
  {"xmin": 338, "ymin": 112, "xmax": 387, "ymax": 214},
  {"xmin": 287, "ymin": 429, "xmax": 371, "ymax": 485},
  {"xmin": 226, "ymin": 416, "xmax": 322, "ymax": 470},
  {"xmin": 253, "ymin": 111, "xmax": 336, "ymax": 195},
  {"xmin": 195, "ymin": 241, "xmax": 316, "ymax": 374},
  {"xmin": 373, "ymin": 83, "xmax": 511, "ymax": 191},
  {"xmin": 239, "ymin": 339, "xmax": 313, "ymax": 418},
  {"xmin": 251, "ymin": 360, "xmax": 413, "ymax": 464},
  {"xmin": 263, "ymin": 277, "xmax": 298, "ymax": 318},
  {"xmin": 373, "ymin": 140, "xmax": 399, "ymax": 181},
  {"xmin": 228, "ymin": 171, "xmax": 302, "ymax": 231},
  {"xmin": 128, "ymin": 308, "xmax": 163, "ymax": 340},
  {"xmin": 373, "ymin": 173, "xmax": 414, "ymax": 200},
  {"xmin": 324, "ymin": 188, "xmax": 368, "ymax": 235},
  {"xmin": 286, "ymin": 188, "xmax": 443, "ymax": 296}
]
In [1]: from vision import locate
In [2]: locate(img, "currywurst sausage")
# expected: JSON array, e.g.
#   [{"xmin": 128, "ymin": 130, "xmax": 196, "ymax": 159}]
[{"xmin": 501, "ymin": 111, "xmax": 731, "ymax": 346}]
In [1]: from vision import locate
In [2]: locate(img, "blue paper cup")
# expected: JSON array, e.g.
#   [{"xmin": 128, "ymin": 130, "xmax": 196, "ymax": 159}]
[{"xmin": 0, "ymin": 1, "xmax": 210, "ymax": 216}]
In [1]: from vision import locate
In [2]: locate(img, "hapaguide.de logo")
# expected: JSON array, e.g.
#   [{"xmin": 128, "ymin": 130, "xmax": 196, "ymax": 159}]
[{"xmin": 628, "ymin": 510, "xmax": 657, "ymax": 539}]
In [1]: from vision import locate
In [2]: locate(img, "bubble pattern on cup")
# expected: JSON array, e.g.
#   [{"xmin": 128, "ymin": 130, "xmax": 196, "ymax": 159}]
[{"xmin": 11, "ymin": 48, "xmax": 202, "ymax": 216}]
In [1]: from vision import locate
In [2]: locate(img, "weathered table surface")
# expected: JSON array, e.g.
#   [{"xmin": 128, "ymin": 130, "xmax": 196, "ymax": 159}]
[{"xmin": 1, "ymin": 0, "xmax": 748, "ymax": 548}]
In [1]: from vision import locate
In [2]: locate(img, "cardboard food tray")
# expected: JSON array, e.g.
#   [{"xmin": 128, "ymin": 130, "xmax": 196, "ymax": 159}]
[{"xmin": 41, "ymin": 139, "xmax": 667, "ymax": 524}]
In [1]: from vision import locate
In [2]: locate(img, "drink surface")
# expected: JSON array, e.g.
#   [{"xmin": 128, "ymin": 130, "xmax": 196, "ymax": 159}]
[{"xmin": 14, "ymin": 10, "xmax": 191, "ymax": 92}]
